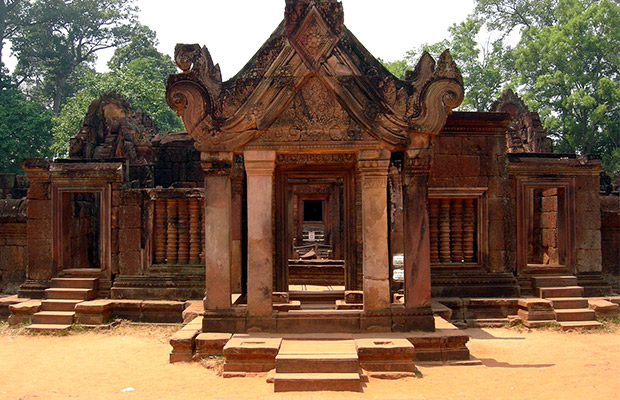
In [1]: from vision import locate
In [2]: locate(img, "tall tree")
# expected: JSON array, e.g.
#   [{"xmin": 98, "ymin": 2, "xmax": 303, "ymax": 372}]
[
  {"xmin": 11, "ymin": 0, "xmax": 139, "ymax": 114},
  {"xmin": 51, "ymin": 54, "xmax": 183, "ymax": 158},
  {"xmin": 477, "ymin": 0, "xmax": 620, "ymax": 175},
  {"xmin": 0, "ymin": 67, "xmax": 52, "ymax": 173},
  {"xmin": 0, "ymin": 0, "xmax": 29, "ymax": 66}
]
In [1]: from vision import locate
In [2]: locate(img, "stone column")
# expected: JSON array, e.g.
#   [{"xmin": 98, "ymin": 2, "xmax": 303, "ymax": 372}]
[
  {"xmin": 230, "ymin": 159, "xmax": 244, "ymax": 293},
  {"xmin": 19, "ymin": 159, "xmax": 52, "ymax": 298},
  {"xmin": 401, "ymin": 147, "xmax": 434, "ymax": 330},
  {"xmin": 357, "ymin": 149, "xmax": 391, "ymax": 311},
  {"xmin": 243, "ymin": 150, "xmax": 276, "ymax": 317},
  {"xmin": 201, "ymin": 152, "xmax": 234, "ymax": 311}
]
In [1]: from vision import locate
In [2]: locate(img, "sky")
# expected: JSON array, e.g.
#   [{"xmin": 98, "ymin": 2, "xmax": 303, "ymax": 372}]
[{"xmin": 3, "ymin": 0, "xmax": 476, "ymax": 80}]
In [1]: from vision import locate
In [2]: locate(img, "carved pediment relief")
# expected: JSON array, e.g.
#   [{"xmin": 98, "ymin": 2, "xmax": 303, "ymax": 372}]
[
  {"xmin": 166, "ymin": 0, "xmax": 464, "ymax": 153},
  {"xmin": 255, "ymin": 77, "xmax": 373, "ymax": 145}
]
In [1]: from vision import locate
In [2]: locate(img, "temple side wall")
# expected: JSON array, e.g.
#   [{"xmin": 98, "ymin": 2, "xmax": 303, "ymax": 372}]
[
  {"xmin": 0, "ymin": 199, "xmax": 27, "ymax": 293},
  {"xmin": 601, "ymin": 196, "xmax": 619, "ymax": 277}
]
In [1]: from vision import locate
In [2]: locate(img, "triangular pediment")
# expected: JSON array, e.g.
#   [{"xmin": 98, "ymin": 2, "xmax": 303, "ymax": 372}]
[
  {"xmin": 166, "ymin": 0, "xmax": 464, "ymax": 152},
  {"xmin": 251, "ymin": 76, "xmax": 376, "ymax": 147}
]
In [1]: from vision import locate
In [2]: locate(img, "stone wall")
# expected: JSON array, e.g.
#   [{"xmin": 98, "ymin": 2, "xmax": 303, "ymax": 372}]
[
  {"xmin": 601, "ymin": 196, "xmax": 619, "ymax": 276},
  {"xmin": 429, "ymin": 112, "xmax": 514, "ymax": 274},
  {"xmin": 0, "ymin": 199, "xmax": 27, "ymax": 293},
  {"xmin": 152, "ymin": 132, "xmax": 203, "ymax": 188},
  {"xmin": 0, "ymin": 174, "xmax": 29, "ymax": 199}
]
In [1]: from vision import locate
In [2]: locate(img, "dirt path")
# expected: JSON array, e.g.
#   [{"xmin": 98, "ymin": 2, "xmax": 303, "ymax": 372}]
[{"xmin": 0, "ymin": 322, "xmax": 618, "ymax": 400}]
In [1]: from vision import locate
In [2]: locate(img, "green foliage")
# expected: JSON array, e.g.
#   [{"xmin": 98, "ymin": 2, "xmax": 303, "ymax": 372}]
[
  {"xmin": 0, "ymin": 66, "xmax": 52, "ymax": 173},
  {"xmin": 382, "ymin": 0, "xmax": 620, "ymax": 177},
  {"xmin": 509, "ymin": 0, "xmax": 620, "ymax": 175},
  {"xmin": 51, "ymin": 56, "xmax": 183, "ymax": 158},
  {"xmin": 11, "ymin": 0, "xmax": 139, "ymax": 114},
  {"xmin": 0, "ymin": 0, "xmax": 31, "ymax": 66}
]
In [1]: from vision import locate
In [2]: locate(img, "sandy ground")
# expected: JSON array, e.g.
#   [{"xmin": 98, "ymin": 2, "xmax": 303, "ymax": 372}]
[{"xmin": 0, "ymin": 322, "xmax": 618, "ymax": 400}]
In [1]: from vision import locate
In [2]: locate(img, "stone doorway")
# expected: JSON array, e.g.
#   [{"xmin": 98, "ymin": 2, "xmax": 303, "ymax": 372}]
[
  {"xmin": 275, "ymin": 165, "xmax": 356, "ymax": 294},
  {"xmin": 60, "ymin": 192, "xmax": 101, "ymax": 270}
]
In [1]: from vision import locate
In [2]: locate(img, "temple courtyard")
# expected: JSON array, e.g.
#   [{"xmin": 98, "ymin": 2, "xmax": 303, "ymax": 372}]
[{"xmin": 1, "ymin": 321, "xmax": 618, "ymax": 399}]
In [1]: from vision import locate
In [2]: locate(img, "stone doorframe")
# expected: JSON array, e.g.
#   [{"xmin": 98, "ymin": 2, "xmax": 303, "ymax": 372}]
[
  {"xmin": 51, "ymin": 183, "xmax": 113, "ymax": 279},
  {"xmin": 275, "ymin": 159, "xmax": 356, "ymax": 292},
  {"xmin": 515, "ymin": 177, "xmax": 576, "ymax": 275}
]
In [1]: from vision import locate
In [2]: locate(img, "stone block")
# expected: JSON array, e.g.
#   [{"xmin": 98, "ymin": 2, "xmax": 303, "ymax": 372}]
[
  {"xmin": 169, "ymin": 327, "xmax": 200, "ymax": 363},
  {"xmin": 434, "ymin": 136, "xmax": 462, "ymax": 155},
  {"xmin": 517, "ymin": 298, "xmax": 553, "ymax": 312},
  {"xmin": 363, "ymin": 278, "xmax": 390, "ymax": 311},
  {"xmin": 518, "ymin": 309, "xmax": 556, "ymax": 321},
  {"xmin": 118, "ymin": 251, "xmax": 141, "ymax": 275},
  {"xmin": 344, "ymin": 290, "xmax": 363, "ymax": 304},
  {"xmin": 589, "ymin": 299, "xmax": 619, "ymax": 319},
  {"xmin": 272, "ymin": 292, "xmax": 289, "ymax": 303},
  {"xmin": 194, "ymin": 333, "xmax": 232, "ymax": 358},
  {"xmin": 119, "ymin": 228, "xmax": 141, "ymax": 253},
  {"xmin": 27, "ymin": 183, "xmax": 50, "ymax": 200},
  {"xmin": 246, "ymin": 316, "xmax": 277, "ymax": 333},
  {"xmin": 27, "ymin": 200, "xmax": 51, "ymax": 220},
  {"xmin": 111, "ymin": 300, "xmax": 142, "ymax": 320},
  {"xmin": 119, "ymin": 206, "xmax": 141, "ymax": 229},
  {"xmin": 462, "ymin": 136, "xmax": 487, "ymax": 155},
  {"xmin": 203, "ymin": 310, "xmax": 247, "ymax": 333},
  {"xmin": 26, "ymin": 218, "xmax": 51, "ymax": 240},
  {"xmin": 360, "ymin": 313, "xmax": 392, "ymax": 332},
  {"xmin": 141, "ymin": 301, "xmax": 184, "ymax": 323},
  {"xmin": 575, "ymin": 229, "xmax": 601, "ymax": 250},
  {"xmin": 576, "ymin": 249, "xmax": 602, "ymax": 273}
]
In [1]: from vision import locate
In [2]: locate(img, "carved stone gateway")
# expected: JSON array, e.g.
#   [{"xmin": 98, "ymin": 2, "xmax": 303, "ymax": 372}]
[{"xmin": 167, "ymin": 0, "xmax": 464, "ymax": 333}]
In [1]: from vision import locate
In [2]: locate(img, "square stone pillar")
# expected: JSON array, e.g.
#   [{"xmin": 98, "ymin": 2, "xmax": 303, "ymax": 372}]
[
  {"xmin": 244, "ymin": 150, "xmax": 276, "ymax": 317},
  {"xmin": 357, "ymin": 149, "xmax": 392, "ymax": 311},
  {"xmin": 201, "ymin": 152, "xmax": 234, "ymax": 311},
  {"xmin": 402, "ymin": 148, "xmax": 432, "ymax": 309}
]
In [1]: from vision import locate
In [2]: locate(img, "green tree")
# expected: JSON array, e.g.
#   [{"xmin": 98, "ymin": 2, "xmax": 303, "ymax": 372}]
[
  {"xmin": 0, "ymin": 66, "xmax": 52, "ymax": 173},
  {"xmin": 478, "ymin": 0, "xmax": 620, "ymax": 175},
  {"xmin": 51, "ymin": 56, "xmax": 183, "ymax": 157},
  {"xmin": 390, "ymin": 18, "xmax": 507, "ymax": 111},
  {"xmin": 11, "ymin": 0, "xmax": 139, "ymax": 114},
  {"xmin": 0, "ymin": 0, "xmax": 30, "ymax": 66}
]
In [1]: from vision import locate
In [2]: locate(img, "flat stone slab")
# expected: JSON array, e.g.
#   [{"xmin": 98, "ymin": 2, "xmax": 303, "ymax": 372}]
[
  {"xmin": 356, "ymin": 338, "xmax": 414, "ymax": 359},
  {"xmin": 224, "ymin": 335, "xmax": 282, "ymax": 359},
  {"xmin": 274, "ymin": 373, "xmax": 361, "ymax": 392},
  {"xmin": 195, "ymin": 333, "xmax": 232, "ymax": 357},
  {"xmin": 278, "ymin": 339, "xmax": 357, "ymax": 355},
  {"xmin": 9, "ymin": 300, "xmax": 41, "ymax": 314}
]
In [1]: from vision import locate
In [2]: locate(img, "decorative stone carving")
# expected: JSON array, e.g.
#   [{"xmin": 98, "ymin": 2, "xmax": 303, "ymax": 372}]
[
  {"xmin": 69, "ymin": 93, "xmax": 156, "ymax": 165},
  {"xmin": 490, "ymin": 89, "xmax": 552, "ymax": 153},
  {"xmin": 463, "ymin": 198, "xmax": 475, "ymax": 262},
  {"xmin": 165, "ymin": 0, "xmax": 464, "ymax": 152}
]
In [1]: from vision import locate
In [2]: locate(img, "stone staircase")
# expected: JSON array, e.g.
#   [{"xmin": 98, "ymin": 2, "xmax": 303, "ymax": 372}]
[
  {"xmin": 533, "ymin": 275, "xmax": 601, "ymax": 330},
  {"xmin": 27, "ymin": 270, "xmax": 98, "ymax": 332},
  {"xmin": 273, "ymin": 339, "xmax": 361, "ymax": 392}
]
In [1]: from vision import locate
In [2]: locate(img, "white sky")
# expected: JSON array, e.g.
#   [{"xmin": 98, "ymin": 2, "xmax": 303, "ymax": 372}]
[{"xmin": 3, "ymin": 0, "xmax": 476, "ymax": 80}]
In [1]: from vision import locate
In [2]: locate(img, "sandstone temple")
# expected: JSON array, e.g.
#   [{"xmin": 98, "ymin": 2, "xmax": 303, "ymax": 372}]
[{"xmin": 0, "ymin": 0, "xmax": 618, "ymax": 391}]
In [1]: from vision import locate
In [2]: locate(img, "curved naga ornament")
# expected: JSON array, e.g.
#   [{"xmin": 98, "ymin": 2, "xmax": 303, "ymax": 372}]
[
  {"xmin": 166, "ymin": 8, "xmax": 464, "ymax": 152},
  {"xmin": 404, "ymin": 50, "xmax": 464, "ymax": 135}
]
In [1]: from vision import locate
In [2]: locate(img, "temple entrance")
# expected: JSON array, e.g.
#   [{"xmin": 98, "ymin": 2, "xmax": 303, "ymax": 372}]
[
  {"xmin": 275, "ymin": 165, "xmax": 356, "ymax": 295},
  {"xmin": 60, "ymin": 192, "xmax": 101, "ymax": 270}
]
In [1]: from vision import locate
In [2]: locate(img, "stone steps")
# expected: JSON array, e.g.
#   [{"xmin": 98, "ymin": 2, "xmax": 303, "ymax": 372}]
[
  {"xmin": 26, "ymin": 324, "xmax": 72, "ymax": 332},
  {"xmin": 25, "ymin": 277, "xmax": 98, "ymax": 332},
  {"xmin": 44, "ymin": 288, "xmax": 96, "ymax": 301},
  {"xmin": 51, "ymin": 278, "xmax": 98, "ymax": 290},
  {"xmin": 273, "ymin": 373, "xmax": 361, "ymax": 392},
  {"xmin": 273, "ymin": 339, "xmax": 361, "ymax": 392},
  {"xmin": 532, "ymin": 275, "xmax": 577, "ymax": 288},
  {"xmin": 539, "ymin": 286, "xmax": 584, "ymax": 298},
  {"xmin": 558, "ymin": 321, "xmax": 602, "ymax": 330},
  {"xmin": 41, "ymin": 299, "xmax": 83, "ymax": 312},
  {"xmin": 276, "ymin": 353, "xmax": 359, "ymax": 374},
  {"xmin": 554, "ymin": 308, "xmax": 596, "ymax": 322},
  {"xmin": 550, "ymin": 297, "xmax": 589, "ymax": 309},
  {"xmin": 531, "ymin": 275, "xmax": 601, "ymax": 330},
  {"xmin": 32, "ymin": 311, "xmax": 75, "ymax": 325}
]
